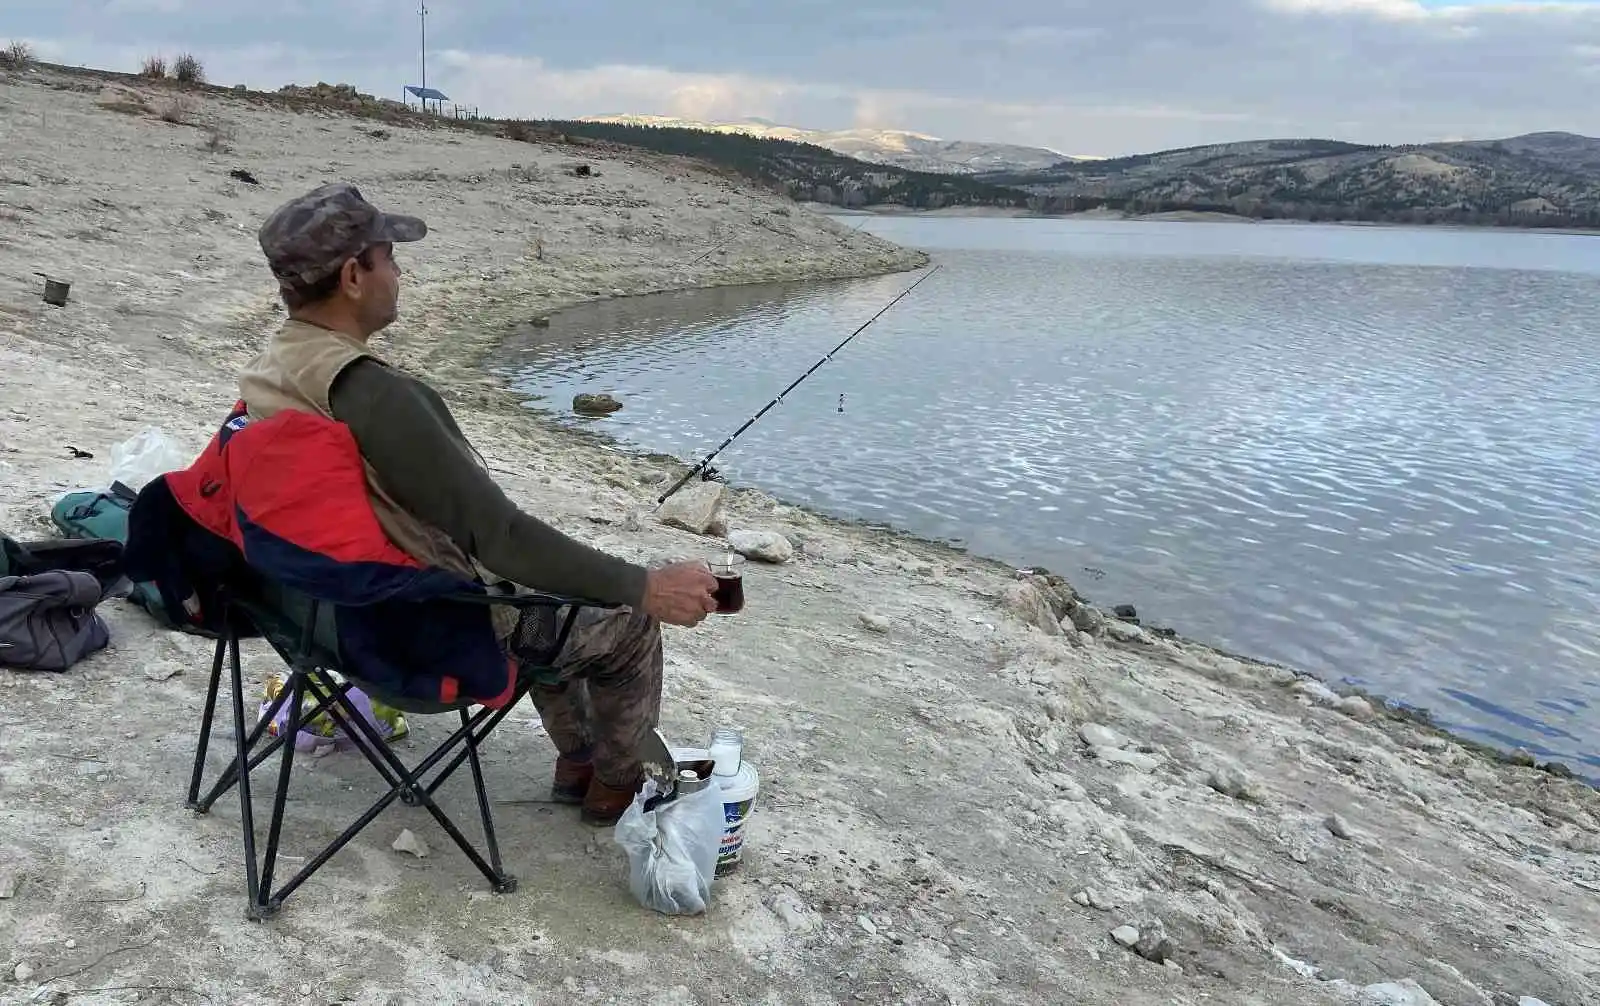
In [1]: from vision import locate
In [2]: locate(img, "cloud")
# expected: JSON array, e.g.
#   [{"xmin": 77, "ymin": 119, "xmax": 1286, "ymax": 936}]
[
  {"xmin": 431, "ymin": 52, "xmax": 819, "ymax": 124},
  {"xmin": 102, "ymin": 0, "xmax": 186, "ymax": 13},
  {"xmin": 427, "ymin": 51, "xmax": 1264, "ymax": 154},
  {"xmin": 9, "ymin": 0, "xmax": 1600, "ymax": 155},
  {"xmin": 1261, "ymin": 0, "xmax": 1429, "ymax": 17},
  {"xmin": 1261, "ymin": 0, "xmax": 1592, "ymax": 18}
]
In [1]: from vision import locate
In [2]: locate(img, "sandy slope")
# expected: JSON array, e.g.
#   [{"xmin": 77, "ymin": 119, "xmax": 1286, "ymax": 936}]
[{"xmin": 1, "ymin": 66, "xmax": 1597, "ymax": 1006}]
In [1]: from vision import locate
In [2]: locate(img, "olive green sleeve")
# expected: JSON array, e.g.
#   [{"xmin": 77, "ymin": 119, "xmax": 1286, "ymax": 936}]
[{"xmin": 328, "ymin": 359, "xmax": 648, "ymax": 607}]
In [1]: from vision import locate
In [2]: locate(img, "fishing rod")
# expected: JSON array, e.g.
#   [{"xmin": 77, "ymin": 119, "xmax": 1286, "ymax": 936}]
[
  {"xmin": 657, "ymin": 264, "xmax": 942, "ymax": 504},
  {"xmin": 687, "ymin": 235, "xmax": 736, "ymax": 267}
]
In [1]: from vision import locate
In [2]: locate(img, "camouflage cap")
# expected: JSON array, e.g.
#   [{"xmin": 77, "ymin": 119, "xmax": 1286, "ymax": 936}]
[{"xmin": 257, "ymin": 182, "xmax": 427, "ymax": 290}]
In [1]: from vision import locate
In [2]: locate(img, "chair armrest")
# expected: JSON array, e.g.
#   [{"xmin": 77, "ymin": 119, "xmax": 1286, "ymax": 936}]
[
  {"xmin": 440, "ymin": 590, "xmax": 620, "ymax": 611},
  {"xmin": 443, "ymin": 589, "xmax": 621, "ymax": 673}
]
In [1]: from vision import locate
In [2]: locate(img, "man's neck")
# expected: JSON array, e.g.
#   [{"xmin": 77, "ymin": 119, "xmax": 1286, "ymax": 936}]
[{"xmin": 287, "ymin": 308, "xmax": 370, "ymax": 343}]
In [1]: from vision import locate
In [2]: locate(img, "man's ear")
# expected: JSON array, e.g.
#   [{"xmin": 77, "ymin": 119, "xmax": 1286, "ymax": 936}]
[{"xmin": 339, "ymin": 255, "xmax": 364, "ymax": 298}]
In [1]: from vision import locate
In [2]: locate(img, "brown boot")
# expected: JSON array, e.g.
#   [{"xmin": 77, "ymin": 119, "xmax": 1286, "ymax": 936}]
[
  {"xmin": 551, "ymin": 754, "xmax": 594, "ymax": 805},
  {"xmin": 580, "ymin": 775, "xmax": 642, "ymax": 827}
]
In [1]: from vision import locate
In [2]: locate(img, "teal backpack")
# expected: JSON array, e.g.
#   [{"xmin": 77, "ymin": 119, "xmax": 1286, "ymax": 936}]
[{"xmin": 50, "ymin": 482, "xmax": 179, "ymax": 629}]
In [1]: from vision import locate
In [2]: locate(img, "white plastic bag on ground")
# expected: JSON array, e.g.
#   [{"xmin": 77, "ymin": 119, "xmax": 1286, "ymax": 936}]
[
  {"xmin": 106, "ymin": 427, "xmax": 191, "ymax": 492},
  {"xmin": 613, "ymin": 779, "xmax": 724, "ymax": 916}
]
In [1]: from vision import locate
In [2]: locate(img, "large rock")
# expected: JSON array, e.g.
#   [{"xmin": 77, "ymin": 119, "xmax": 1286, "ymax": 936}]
[
  {"xmin": 1065, "ymin": 600, "xmax": 1106, "ymax": 636},
  {"xmin": 1001, "ymin": 581, "xmax": 1062, "ymax": 636},
  {"xmin": 391, "ymin": 829, "xmax": 430, "ymax": 858},
  {"xmin": 728, "ymin": 529, "xmax": 794, "ymax": 564},
  {"xmin": 1337, "ymin": 695, "xmax": 1376, "ymax": 720},
  {"xmin": 1292, "ymin": 678, "xmax": 1341, "ymax": 706},
  {"xmin": 655, "ymin": 482, "xmax": 726, "ymax": 535},
  {"xmin": 1080, "ymin": 723, "xmax": 1131, "ymax": 749},
  {"xmin": 1061, "ymin": 627, "xmax": 1095, "ymax": 649},
  {"xmin": 1105, "ymin": 620, "xmax": 1150, "ymax": 644},
  {"xmin": 572, "ymin": 392, "xmax": 623, "ymax": 416},
  {"xmin": 1021, "ymin": 574, "xmax": 1074, "ymax": 622},
  {"xmin": 858, "ymin": 612, "xmax": 891, "ymax": 634},
  {"xmin": 1357, "ymin": 980, "xmax": 1442, "ymax": 1006},
  {"xmin": 1092, "ymin": 747, "xmax": 1162, "ymax": 773},
  {"xmin": 1133, "ymin": 918, "xmax": 1173, "ymax": 963},
  {"xmin": 767, "ymin": 887, "xmax": 820, "ymax": 933},
  {"xmin": 1207, "ymin": 765, "xmax": 1265, "ymax": 803}
]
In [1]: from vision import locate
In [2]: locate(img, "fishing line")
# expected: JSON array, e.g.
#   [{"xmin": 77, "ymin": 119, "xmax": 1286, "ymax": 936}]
[{"xmin": 657, "ymin": 264, "xmax": 942, "ymax": 504}]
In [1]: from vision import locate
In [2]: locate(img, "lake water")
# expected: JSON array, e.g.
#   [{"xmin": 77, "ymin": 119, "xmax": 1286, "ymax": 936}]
[{"xmin": 497, "ymin": 217, "xmax": 1600, "ymax": 777}]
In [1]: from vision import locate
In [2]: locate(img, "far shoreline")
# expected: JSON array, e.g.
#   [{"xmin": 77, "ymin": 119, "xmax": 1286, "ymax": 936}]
[{"xmin": 805, "ymin": 201, "xmax": 1600, "ymax": 237}]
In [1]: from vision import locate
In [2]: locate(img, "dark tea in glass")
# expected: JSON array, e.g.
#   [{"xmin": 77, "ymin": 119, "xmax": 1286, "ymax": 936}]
[{"xmin": 710, "ymin": 554, "xmax": 746, "ymax": 614}]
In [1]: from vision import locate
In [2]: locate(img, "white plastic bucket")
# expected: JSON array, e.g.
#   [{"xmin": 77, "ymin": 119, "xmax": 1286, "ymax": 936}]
[
  {"xmin": 714, "ymin": 761, "xmax": 759, "ymax": 874},
  {"xmin": 672, "ymin": 746, "xmax": 760, "ymax": 873}
]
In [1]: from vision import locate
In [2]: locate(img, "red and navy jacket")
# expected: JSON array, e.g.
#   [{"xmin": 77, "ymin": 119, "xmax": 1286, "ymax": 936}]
[{"xmin": 135, "ymin": 401, "xmax": 518, "ymax": 708}]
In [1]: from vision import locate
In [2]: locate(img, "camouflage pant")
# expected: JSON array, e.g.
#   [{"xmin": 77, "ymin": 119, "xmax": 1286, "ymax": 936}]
[{"xmin": 518, "ymin": 605, "xmax": 663, "ymax": 790}]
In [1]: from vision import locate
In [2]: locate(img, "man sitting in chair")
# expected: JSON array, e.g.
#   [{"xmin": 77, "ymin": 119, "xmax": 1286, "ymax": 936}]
[{"xmin": 238, "ymin": 181, "xmax": 720, "ymax": 826}]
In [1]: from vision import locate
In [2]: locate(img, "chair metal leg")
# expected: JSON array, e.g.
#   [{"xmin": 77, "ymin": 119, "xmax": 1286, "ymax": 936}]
[
  {"xmin": 421, "ymin": 708, "xmax": 492, "ymax": 800},
  {"xmin": 186, "ymin": 635, "xmax": 226, "ymax": 810},
  {"xmin": 461, "ymin": 707, "xmax": 514, "ymax": 893},
  {"xmin": 251, "ymin": 669, "xmax": 304, "ymax": 919},
  {"xmin": 226, "ymin": 625, "xmax": 264, "ymax": 916}
]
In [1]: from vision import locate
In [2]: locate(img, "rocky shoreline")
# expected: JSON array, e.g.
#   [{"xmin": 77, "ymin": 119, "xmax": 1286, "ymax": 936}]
[{"xmin": 2, "ymin": 63, "xmax": 1598, "ymax": 1006}]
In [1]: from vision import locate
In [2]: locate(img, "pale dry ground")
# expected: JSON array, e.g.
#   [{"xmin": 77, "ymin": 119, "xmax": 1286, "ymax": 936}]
[{"xmin": 1, "ymin": 66, "xmax": 1598, "ymax": 1006}]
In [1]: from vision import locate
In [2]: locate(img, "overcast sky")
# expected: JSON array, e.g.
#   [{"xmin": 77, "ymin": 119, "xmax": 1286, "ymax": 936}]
[{"xmin": 7, "ymin": 1, "xmax": 1600, "ymax": 156}]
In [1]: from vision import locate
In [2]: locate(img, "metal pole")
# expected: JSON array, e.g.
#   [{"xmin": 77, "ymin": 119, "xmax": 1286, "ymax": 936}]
[{"xmin": 420, "ymin": 2, "xmax": 428, "ymax": 93}]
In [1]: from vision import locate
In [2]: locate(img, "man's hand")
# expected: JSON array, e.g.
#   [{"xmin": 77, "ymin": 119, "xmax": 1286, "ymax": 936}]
[{"xmin": 640, "ymin": 560, "xmax": 720, "ymax": 627}]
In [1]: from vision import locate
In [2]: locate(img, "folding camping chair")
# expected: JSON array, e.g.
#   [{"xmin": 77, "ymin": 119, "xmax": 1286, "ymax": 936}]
[{"xmin": 183, "ymin": 575, "xmax": 610, "ymax": 920}]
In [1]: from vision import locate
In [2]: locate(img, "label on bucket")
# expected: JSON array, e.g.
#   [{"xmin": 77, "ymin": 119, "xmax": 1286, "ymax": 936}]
[
  {"xmin": 715, "ymin": 762, "xmax": 759, "ymax": 867},
  {"xmin": 719, "ymin": 795, "xmax": 756, "ymax": 864}
]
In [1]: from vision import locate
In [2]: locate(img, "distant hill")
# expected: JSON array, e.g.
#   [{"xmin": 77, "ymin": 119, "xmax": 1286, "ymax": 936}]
[
  {"xmin": 1442, "ymin": 131, "xmax": 1600, "ymax": 175},
  {"xmin": 582, "ymin": 114, "xmax": 1072, "ymax": 175},
  {"xmin": 524, "ymin": 116, "xmax": 1600, "ymax": 228},
  {"xmin": 980, "ymin": 133, "xmax": 1600, "ymax": 228},
  {"xmin": 536, "ymin": 118, "xmax": 1037, "ymax": 211}
]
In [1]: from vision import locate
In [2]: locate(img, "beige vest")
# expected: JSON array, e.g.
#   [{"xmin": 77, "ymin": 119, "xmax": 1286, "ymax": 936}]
[{"xmin": 238, "ymin": 320, "xmax": 517, "ymax": 639}]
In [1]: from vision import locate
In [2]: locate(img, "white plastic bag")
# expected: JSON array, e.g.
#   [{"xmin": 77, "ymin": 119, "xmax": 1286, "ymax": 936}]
[
  {"xmin": 613, "ymin": 779, "xmax": 725, "ymax": 916},
  {"xmin": 106, "ymin": 427, "xmax": 191, "ymax": 492}
]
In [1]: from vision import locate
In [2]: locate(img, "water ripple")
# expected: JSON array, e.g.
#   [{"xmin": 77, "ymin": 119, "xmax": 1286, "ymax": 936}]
[{"xmin": 500, "ymin": 218, "xmax": 1600, "ymax": 775}]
